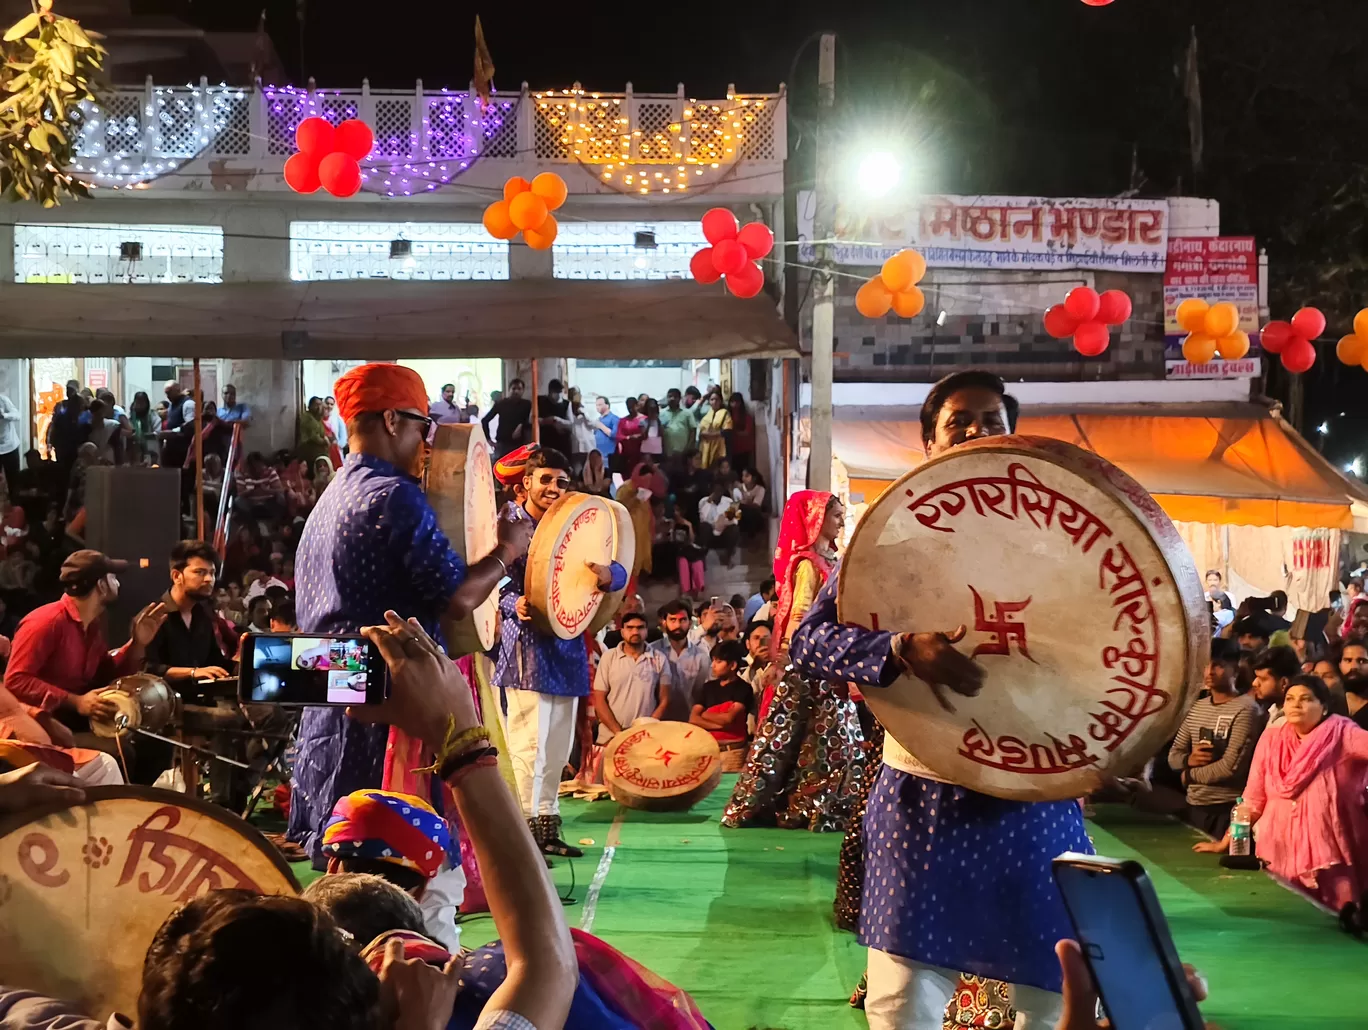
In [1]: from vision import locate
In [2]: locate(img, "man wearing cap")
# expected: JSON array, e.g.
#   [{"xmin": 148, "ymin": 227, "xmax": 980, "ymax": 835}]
[
  {"xmin": 3, "ymin": 550, "xmax": 167, "ymax": 746},
  {"xmin": 288, "ymin": 362, "xmax": 534, "ymax": 867}
]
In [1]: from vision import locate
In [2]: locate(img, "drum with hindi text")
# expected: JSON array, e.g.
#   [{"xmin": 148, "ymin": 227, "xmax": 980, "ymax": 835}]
[
  {"xmin": 602, "ymin": 720, "xmax": 723, "ymax": 811},
  {"xmin": 526, "ymin": 492, "xmax": 631, "ymax": 640},
  {"xmin": 0, "ymin": 786, "xmax": 298, "ymax": 1020},
  {"xmin": 837, "ymin": 436, "xmax": 1207, "ymax": 802},
  {"xmin": 586, "ymin": 499, "xmax": 636, "ymax": 636},
  {"xmin": 427, "ymin": 423, "xmax": 499, "ymax": 654}
]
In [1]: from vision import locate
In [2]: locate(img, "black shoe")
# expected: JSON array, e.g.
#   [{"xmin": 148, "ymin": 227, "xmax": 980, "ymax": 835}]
[
  {"xmin": 538, "ymin": 815, "xmax": 583, "ymax": 858},
  {"xmin": 1339, "ymin": 902, "xmax": 1363, "ymax": 937}
]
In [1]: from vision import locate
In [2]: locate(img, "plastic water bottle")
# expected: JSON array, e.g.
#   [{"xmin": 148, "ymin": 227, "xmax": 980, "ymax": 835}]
[{"xmin": 1230, "ymin": 798, "xmax": 1252, "ymax": 857}]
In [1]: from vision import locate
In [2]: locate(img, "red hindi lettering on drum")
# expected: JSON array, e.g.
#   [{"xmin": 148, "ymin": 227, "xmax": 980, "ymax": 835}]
[
  {"xmin": 116, "ymin": 806, "xmax": 267, "ymax": 901},
  {"xmin": 1090, "ymin": 541, "xmax": 1169, "ymax": 753},
  {"xmin": 549, "ymin": 507, "xmax": 602, "ymax": 632},
  {"xmin": 17, "ymin": 832, "xmax": 69, "ymax": 888},
  {"xmin": 610, "ymin": 727, "xmax": 713, "ymax": 791},
  {"xmin": 958, "ymin": 720, "xmax": 1098, "ymax": 775}
]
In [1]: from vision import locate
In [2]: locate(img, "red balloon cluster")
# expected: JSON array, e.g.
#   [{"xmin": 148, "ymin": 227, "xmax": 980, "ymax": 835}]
[
  {"xmin": 482, "ymin": 174, "xmax": 568, "ymax": 249},
  {"xmin": 284, "ymin": 117, "xmax": 373, "ymax": 198},
  {"xmin": 1260, "ymin": 307, "xmax": 1325, "ymax": 375},
  {"xmin": 1042, "ymin": 287, "xmax": 1132, "ymax": 357},
  {"xmin": 690, "ymin": 208, "xmax": 773, "ymax": 298}
]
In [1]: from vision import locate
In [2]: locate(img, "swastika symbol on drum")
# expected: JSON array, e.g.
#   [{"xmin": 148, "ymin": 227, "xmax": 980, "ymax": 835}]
[
  {"xmin": 654, "ymin": 747, "xmax": 678, "ymax": 767},
  {"xmin": 968, "ymin": 586, "xmax": 1037, "ymax": 663}
]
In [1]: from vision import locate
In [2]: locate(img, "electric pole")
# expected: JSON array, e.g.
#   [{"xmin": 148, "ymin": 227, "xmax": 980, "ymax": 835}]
[{"xmin": 808, "ymin": 32, "xmax": 836, "ymax": 492}]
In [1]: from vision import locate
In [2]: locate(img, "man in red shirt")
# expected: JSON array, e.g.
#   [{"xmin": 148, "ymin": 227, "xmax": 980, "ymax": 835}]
[{"xmin": 3, "ymin": 550, "xmax": 167, "ymax": 737}]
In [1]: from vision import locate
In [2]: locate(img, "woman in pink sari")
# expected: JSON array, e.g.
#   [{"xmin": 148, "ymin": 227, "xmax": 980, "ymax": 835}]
[
  {"xmin": 722, "ymin": 490, "xmax": 867, "ymax": 831},
  {"xmin": 1196, "ymin": 674, "xmax": 1368, "ymax": 929}
]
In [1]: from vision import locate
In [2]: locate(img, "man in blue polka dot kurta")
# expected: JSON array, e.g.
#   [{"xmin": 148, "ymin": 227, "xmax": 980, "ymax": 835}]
[
  {"xmin": 790, "ymin": 371, "xmax": 1093, "ymax": 1029},
  {"xmin": 288, "ymin": 364, "xmax": 533, "ymax": 872}
]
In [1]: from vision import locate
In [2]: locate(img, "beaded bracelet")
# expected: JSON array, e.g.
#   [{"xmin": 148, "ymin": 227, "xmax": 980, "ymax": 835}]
[
  {"xmin": 445, "ymin": 752, "xmax": 499, "ymax": 787},
  {"xmin": 440, "ymin": 744, "xmax": 499, "ymax": 782},
  {"xmin": 413, "ymin": 719, "xmax": 491, "ymax": 775}
]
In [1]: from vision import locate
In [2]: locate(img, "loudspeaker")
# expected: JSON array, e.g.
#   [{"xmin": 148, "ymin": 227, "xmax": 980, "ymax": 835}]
[{"xmin": 84, "ymin": 466, "xmax": 182, "ymax": 646}]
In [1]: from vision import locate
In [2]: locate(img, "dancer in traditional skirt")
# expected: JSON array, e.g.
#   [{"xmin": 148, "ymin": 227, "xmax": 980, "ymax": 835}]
[{"xmin": 722, "ymin": 490, "xmax": 866, "ymax": 832}]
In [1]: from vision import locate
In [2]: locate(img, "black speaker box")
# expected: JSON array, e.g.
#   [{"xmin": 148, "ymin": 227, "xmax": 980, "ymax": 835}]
[{"xmin": 84, "ymin": 466, "xmax": 182, "ymax": 645}]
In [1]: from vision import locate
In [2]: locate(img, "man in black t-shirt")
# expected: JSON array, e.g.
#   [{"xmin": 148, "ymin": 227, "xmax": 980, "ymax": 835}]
[
  {"xmin": 480, "ymin": 378, "xmax": 533, "ymax": 461},
  {"xmin": 537, "ymin": 378, "xmax": 572, "ymax": 457}
]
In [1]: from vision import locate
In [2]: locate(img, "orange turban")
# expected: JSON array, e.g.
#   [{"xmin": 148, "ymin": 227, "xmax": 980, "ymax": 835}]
[
  {"xmin": 494, "ymin": 443, "xmax": 538, "ymax": 485},
  {"xmin": 333, "ymin": 363, "xmax": 429, "ymax": 424}
]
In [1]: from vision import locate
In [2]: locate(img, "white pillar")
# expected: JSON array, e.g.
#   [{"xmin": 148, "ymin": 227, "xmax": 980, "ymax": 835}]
[
  {"xmin": 807, "ymin": 33, "xmax": 836, "ymax": 492},
  {"xmin": 224, "ymin": 358, "xmax": 300, "ymax": 455}
]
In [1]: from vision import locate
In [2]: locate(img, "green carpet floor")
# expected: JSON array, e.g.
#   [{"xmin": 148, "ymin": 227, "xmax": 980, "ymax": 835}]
[{"xmin": 284, "ymin": 780, "xmax": 1366, "ymax": 1029}]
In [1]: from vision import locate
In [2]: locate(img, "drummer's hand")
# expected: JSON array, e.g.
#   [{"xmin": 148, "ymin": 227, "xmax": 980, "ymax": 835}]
[
  {"xmin": 586, "ymin": 561, "xmax": 613, "ymax": 591},
  {"xmin": 515, "ymin": 595, "xmax": 532, "ymax": 622},
  {"xmin": 72, "ymin": 691, "xmax": 119, "ymax": 720},
  {"xmin": 353, "ymin": 611, "xmax": 480, "ymax": 749},
  {"xmin": 897, "ymin": 626, "xmax": 984, "ymax": 713},
  {"xmin": 0, "ymin": 763, "xmax": 85, "ymax": 813},
  {"xmin": 1055, "ymin": 938, "xmax": 1210, "ymax": 1030},
  {"xmin": 496, "ymin": 514, "xmax": 535, "ymax": 563},
  {"xmin": 130, "ymin": 601, "xmax": 169, "ymax": 649}
]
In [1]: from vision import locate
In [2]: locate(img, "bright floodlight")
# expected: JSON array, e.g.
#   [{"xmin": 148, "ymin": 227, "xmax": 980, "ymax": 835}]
[
  {"xmin": 856, "ymin": 151, "xmax": 902, "ymax": 198},
  {"xmin": 1348, "ymin": 457, "xmax": 1364, "ymax": 477},
  {"xmin": 1317, "ymin": 421, "xmax": 1330, "ymax": 435}
]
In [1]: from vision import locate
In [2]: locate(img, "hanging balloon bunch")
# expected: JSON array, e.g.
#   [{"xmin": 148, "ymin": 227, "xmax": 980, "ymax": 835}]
[
  {"xmin": 1335, "ymin": 308, "xmax": 1368, "ymax": 372},
  {"xmin": 1174, "ymin": 298, "xmax": 1251, "ymax": 364},
  {"xmin": 1042, "ymin": 287, "xmax": 1132, "ymax": 356},
  {"xmin": 1258, "ymin": 306, "xmax": 1325, "ymax": 375},
  {"xmin": 482, "ymin": 173, "xmax": 568, "ymax": 250},
  {"xmin": 854, "ymin": 249, "xmax": 928, "ymax": 319},
  {"xmin": 284, "ymin": 117, "xmax": 374, "ymax": 198},
  {"xmin": 690, "ymin": 208, "xmax": 773, "ymax": 299}
]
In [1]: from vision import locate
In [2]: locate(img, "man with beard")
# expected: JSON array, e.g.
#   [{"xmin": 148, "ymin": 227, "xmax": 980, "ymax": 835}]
[
  {"xmin": 144, "ymin": 539, "xmax": 235, "ymax": 689},
  {"xmin": 652, "ymin": 599, "xmax": 710, "ymax": 721},
  {"xmin": 288, "ymin": 363, "xmax": 532, "ymax": 867},
  {"xmin": 497, "ymin": 448, "xmax": 625, "ymax": 857},
  {"xmin": 788, "ymin": 371, "xmax": 1092, "ymax": 1030},
  {"xmin": 1340, "ymin": 638, "xmax": 1368, "ymax": 729}
]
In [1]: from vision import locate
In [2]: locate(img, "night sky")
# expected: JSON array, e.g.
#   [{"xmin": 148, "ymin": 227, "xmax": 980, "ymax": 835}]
[{"xmin": 164, "ymin": 0, "xmax": 1368, "ymax": 467}]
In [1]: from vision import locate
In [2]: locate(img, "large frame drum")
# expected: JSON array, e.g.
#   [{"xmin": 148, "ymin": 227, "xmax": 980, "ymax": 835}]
[
  {"xmin": 0, "ymin": 786, "xmax": 299, "ymax": 1019},
  {"xmin": 427, "ymin": 423, "xmax": 499, "ymax": 654},
  {"xmin": 837, "ymin": 436, "xmax": 1208, "ymax": 801},
  {"xmin": 602, "ymin": 721, "xmax": 722, "ymax": 811},
  {"xmin": 526, "ymin": 492, "xmax": 633, "ymax": 640}
]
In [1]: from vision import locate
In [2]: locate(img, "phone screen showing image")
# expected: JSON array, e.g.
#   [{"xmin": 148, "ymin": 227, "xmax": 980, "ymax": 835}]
[{"xmin": 239, "ymin": 633, "xmax": 387, "ymax": 706}]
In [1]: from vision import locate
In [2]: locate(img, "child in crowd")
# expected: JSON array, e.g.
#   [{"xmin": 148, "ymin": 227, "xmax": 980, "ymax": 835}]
[{"xmin": 690, "ymin": 640, "xmax": 753, "ymax": 760}]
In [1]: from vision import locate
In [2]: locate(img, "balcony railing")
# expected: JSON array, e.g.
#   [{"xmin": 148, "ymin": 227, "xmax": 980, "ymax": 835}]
[{"xmin": 69, "ymin": 79, "xmax": 786, "ymax": 196}]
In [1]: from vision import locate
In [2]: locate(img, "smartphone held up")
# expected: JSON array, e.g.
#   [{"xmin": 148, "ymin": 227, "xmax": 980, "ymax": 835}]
[{"xmin": 238, "ymin": 632, "xmax": 388, "ymax": 707}]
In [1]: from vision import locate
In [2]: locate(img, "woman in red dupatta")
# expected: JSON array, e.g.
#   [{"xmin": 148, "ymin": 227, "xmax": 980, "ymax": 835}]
[{"xmin": 722, "ymin": 490, "xmax": 867, "ymax": 832}]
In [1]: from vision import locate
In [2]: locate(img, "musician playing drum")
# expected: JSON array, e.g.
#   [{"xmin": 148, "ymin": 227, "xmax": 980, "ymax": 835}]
[
  {"xmin": 789, "ymin": 371, "xmax": 1092, "ymax": 1030},
  {"xmin": 496, "ymin": 447, "xmax": 626, "ymax": 858}
]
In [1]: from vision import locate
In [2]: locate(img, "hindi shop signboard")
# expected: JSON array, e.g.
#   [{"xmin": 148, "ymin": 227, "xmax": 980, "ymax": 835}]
[
  {"xmin": 1163, "ymin": 236, "xmax": 1261, "ymax": 380},
  {"xmin": 796, "ymin": 190, "xmax": 1169, "ymax": 273}
]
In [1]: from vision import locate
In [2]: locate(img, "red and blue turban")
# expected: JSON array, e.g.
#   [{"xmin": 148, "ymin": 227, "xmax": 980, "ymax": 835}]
[{"xmin": 321, "ymin": 789, "xmax": 451, "ymax": 880}]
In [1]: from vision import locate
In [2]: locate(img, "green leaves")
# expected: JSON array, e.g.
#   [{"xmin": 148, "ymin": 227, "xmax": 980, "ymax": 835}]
[{"xmin": 0, "ymin": 3, "xmax": 105, "ymax": 206}]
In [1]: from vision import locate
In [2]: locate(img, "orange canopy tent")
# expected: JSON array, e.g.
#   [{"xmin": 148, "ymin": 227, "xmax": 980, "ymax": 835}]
[{"xmin": 833, "ymin": 402, "xmax": 1368, "ymax": 531}]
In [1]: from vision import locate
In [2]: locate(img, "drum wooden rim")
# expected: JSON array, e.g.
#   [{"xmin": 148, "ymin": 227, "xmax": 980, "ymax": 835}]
[
  {"xmin": 837, "ymin": 435, "xmax": 1208, "ymax": 801},
  {"xmin": 427, "ymin": 423, "xmax": 498, "ymax": 655},
  {"xmin": 586, "ymin": 499, "xmax": 635, "ymax": 636}
]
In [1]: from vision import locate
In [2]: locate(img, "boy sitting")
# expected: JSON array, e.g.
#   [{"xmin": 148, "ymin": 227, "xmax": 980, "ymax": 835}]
[{"xmin": 689, "ymin": 640, "xmax": 752, "ymax": 761}]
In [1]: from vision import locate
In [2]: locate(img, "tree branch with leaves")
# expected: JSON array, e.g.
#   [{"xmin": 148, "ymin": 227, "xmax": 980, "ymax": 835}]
[{"xmin": 0, "ymin": 0, "xmax": 104, "ymax": 206}]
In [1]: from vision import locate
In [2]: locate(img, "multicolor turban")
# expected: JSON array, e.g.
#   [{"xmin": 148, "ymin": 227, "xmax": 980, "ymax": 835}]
[
  {"xmin": 321, "ymin": 789, "xmax": 451, "ymax": 880},
  {"xmin": 333, "ymin": 363, "xmax": 429, "ymax": 424},
  {"xmin": 493, "ymin": 443, "xmax": 539, "ymax": 486}
]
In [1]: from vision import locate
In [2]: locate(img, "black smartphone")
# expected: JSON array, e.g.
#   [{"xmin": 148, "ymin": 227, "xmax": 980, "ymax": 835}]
[
  {"xmin": 238, "ymin": 632, "xmax": 388, "ymax": 707},
  {"xmin": 1052, "ymin": 854, "xmax": 1204, "ymax": 1030}
]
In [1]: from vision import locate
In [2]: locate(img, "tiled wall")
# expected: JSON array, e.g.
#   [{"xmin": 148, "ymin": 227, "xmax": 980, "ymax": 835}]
[{"xmin": 802, "ymin": 267, "xmax": 1167, "ymax": 382}]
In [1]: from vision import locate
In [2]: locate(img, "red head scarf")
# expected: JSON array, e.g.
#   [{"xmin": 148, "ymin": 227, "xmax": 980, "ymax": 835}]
[
  {"xmin": 769, "ymin": 489, "xmax": 835, "ymax": 660},
  {"xmin": 333, "ymin": 363, "xmax": 428, "ymax": 424}
]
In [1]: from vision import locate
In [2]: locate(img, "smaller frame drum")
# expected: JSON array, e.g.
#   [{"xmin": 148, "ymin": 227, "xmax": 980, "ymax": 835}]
[
  {"xmin": 526, "ymin": 492, "xmax": 618, "ymax": 640},
  {"xmin": 0, "ymin": 786, "xmax": 299, "ymax": 1020},
  {"xmin": 837, "ymin": 436, "xmax": 1208, "ymax": 802},
  {"xmin": 586, "ymin": 499, "xmax": 636, "ymax": 636},
  {"xmin": 427, "ymin": 423, "xmax": 499, "ymax": 654},
  {"xmin": 602, "ymin": 721, "xmax": 723, "ymax": 812}
]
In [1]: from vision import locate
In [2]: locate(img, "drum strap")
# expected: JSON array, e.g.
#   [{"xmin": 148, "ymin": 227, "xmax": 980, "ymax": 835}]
[{"xmin": 882, "ymin": 734, "xmax": 952, "ymax": 785}]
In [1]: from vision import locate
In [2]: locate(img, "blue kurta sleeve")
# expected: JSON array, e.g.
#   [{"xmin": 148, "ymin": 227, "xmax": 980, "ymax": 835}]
[
  {"xmin": 789, "ymin": 559, "xmax": 899, "ymax": 688},
  {"xmin": 386, "ymin": 481, "xmax": 466, "ymax": 612}
]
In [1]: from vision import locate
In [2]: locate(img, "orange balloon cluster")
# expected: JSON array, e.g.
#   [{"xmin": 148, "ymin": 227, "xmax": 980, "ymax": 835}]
[
  {"xmin": 1174, "ymin": 298, "xmax": 1251, "ymax": 364},
  {"xmin": 483, "ymin": 173, "xmax": 568, "ymax": 249},
  {"xmin": 1335, "ymin": 308, "xmax": 1368, "ymax": 372},
  {"xmin": 855, "ymin": 249, "xmax": 928, "ymax": 320}
]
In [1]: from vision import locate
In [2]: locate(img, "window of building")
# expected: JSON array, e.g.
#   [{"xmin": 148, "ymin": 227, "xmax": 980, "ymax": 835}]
[
  {"xmin": 14, "ymin": 223, "xmax": 224, "ymax": 283},
  {"xmin": 290, "ymin": 221, "xmax": 508, "ymax": 281},
  {"xmin": 552, "ymin": 220, "xmax": 708, "ymax": 280}
]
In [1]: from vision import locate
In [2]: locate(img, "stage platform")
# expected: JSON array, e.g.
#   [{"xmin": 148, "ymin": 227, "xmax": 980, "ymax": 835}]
[{"xmin": 290, "ymin": 778, "xmax": 1366, "ymax": 1029}]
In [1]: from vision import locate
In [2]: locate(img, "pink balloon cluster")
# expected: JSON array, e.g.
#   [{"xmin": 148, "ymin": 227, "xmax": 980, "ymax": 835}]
[
  {"xmin": 1042, "ymin": 287, "xmax": 1133, "ymax": 357},
  {"xmin": 1260, "ymin": 307, "xmax": 1325, "ymax": 375},
  {"xmin": 690, "ymin": 208, "xmax": 774, "ymax": 299}
]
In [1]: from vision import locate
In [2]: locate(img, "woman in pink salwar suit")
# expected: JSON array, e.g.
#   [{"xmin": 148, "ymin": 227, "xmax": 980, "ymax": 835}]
[{"xmin": 1198, "ymin": 674, "xmax": 1368, "ymax": 927}]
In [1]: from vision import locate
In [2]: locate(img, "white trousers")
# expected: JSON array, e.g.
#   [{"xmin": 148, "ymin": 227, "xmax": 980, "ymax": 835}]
[
  {"xmin": 73, "ymin": 752, "xmax": 124, "ymax": 786},
  {"xmin": 865, "ymin": 948, "xmax": 1063, "ymax": 1030},
  {"xmin": 504, "ymin": 689, "xmax": 578, "ymax": 818},
  {"xmin": 418, "ymin": 859, "xmax": 466, "ymax": 953}
]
